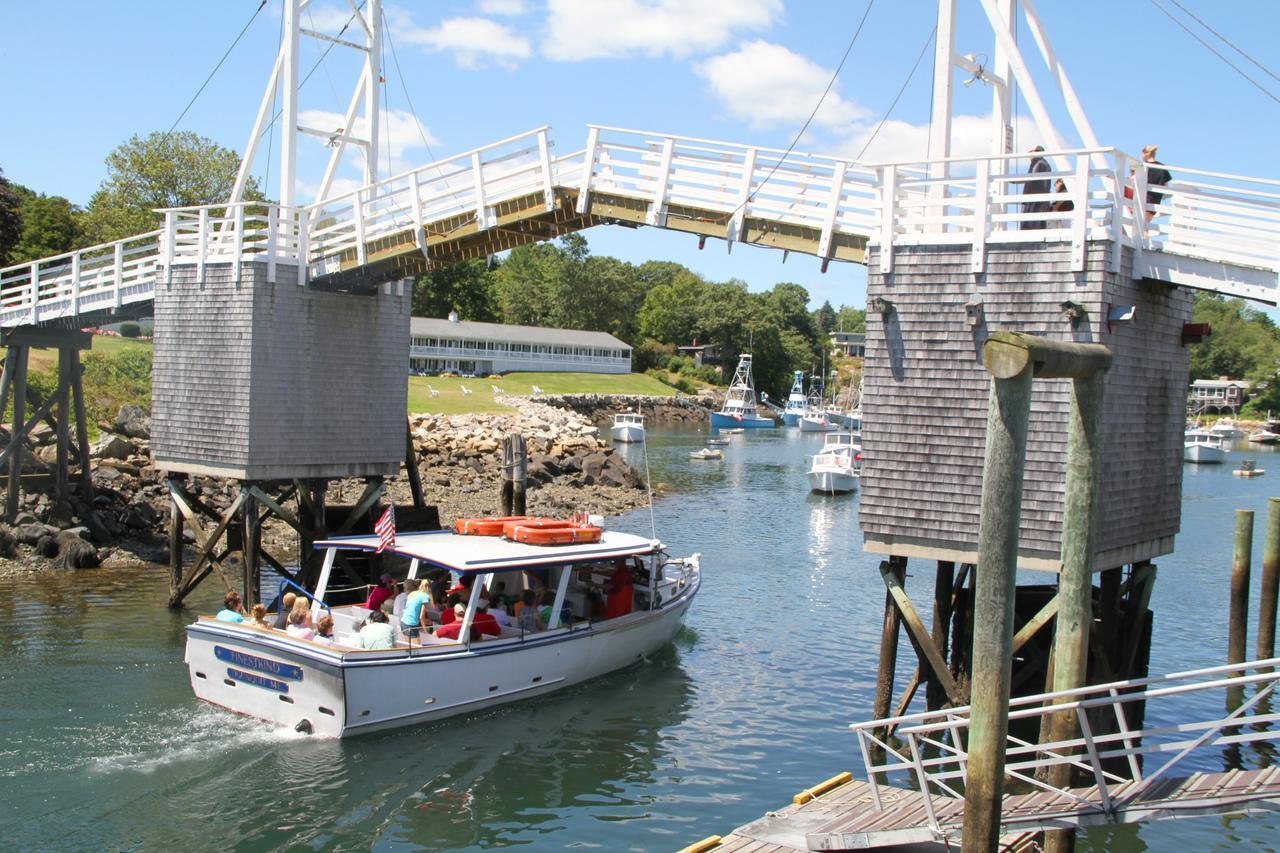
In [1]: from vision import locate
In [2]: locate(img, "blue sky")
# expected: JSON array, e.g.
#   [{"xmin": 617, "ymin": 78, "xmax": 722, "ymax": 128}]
[{"xmin": 5, "ymin": 0, "xmax": 1279, "ymax": 312}]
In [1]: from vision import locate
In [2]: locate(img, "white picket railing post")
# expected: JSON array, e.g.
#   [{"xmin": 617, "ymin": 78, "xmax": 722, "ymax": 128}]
[
  {"xmin": 817, "ymin": 160, "xmax": 848, "ymax": 261},
  {"xmin": 971, "ymin": 158, "xmax": 991, "ymax": 273},
  {"xmin": 575, "ymin": 126, "xmax": 601, "ymax": 215},
  {"xmin": 879, "ymin": 165, "xmax": 897, "ymax": 273},
  {"xmin": 352, "ymin": 189, "xmax": 368, "ymax": 267},
  {"xmin": 164, "ymin": 211, "xmax": 176, "ymax": 285},
  {"xmin": 1129, "ymin": 156, "xmax": 1147, "ymax": 273},
  {"xmin": 297, "ymin": 211, "xmax": 310, "ymax": 286},
  {"xmin": 28, "ymin": 263, "xmax": 39, "ymax": 324},
  {"xmin": 471, "ymin": 151, "xmax": 490, "ymax": 231},
  {"xmin": 1069, "ymin": 154, "xmax": 1091, "ymax": 271},
  {"xmin": 646, "ymin": 138, "xmax": 675, "ymax": 227},
  {"xmin": 266, "ymin": 206, "xmax": 278, "ymax": 283},
  {"xmin": 408, "ymin": 171, "xmax": 427, "ymax": 257},
  {"xmin": 70, "ymin": 251, "xmax": 81, "ymax": 317},
  {"xmin": 537, "ymin": 129, "xmax": 555, "ymax": 212},
  {"xmin": 1108, "ymin": 164, "xmax": 1125, "ymax": 274},
  {"xmin": 196, "ymin": 207, "xmax": 208, "ymax": 283},
  {"xmin": 113, "ymin": 242, "xmax": 124, "ymax": 309},
  {"xmin": 728, "ymin": 147, "xmax": 757, "ymax": 244}
]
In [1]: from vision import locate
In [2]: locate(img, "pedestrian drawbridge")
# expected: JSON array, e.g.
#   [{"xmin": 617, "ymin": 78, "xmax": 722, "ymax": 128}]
[{"xmin": 3, "ymin": 124, "xmax": 1279, "ymax": 328}]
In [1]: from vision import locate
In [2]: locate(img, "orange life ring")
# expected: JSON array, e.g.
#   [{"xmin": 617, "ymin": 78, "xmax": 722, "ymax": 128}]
[
  {"xmin": 503, "ymin": 522, "xmax": 603, "ymax": 546},
  {"xmin": 454, "ymin": 515, "xmax": 529, "ymax": 536}
]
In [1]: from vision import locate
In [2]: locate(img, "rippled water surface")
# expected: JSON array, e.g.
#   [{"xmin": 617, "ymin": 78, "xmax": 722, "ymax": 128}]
[{"xmin": 1, "ymin": 427, "xmax": 1277, "ymax": 850}]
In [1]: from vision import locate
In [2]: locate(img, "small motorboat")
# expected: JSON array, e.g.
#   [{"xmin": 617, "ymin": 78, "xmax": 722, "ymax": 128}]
[
  {"xmin": 799, "ymin": 413, "xmax": 838, "ymax": 433},
  {"xmin": 1185, "ymin": 428, "xmax": 1227, "ymax": 464},
  {"xmin": 707, "ymin": 438, "xmax": 730, "ymax": 446},
  {"xmin": 720, "ymin": 428, "xmax": 745, "ymax": 435},
  {"xmin": 1209, "ymin": 418, "xmax": 1243, "ymax": 440},
  {"xmin": 611, "ymin": 411, "xmax": 645, "ymax": 443},
  {"xmin": 807, "ymin": 432, "xmax": 861, "ymax": 494},
  {"xmin": 1248, "ymin": 429, "xmax": 1280, "ymax": 444},
  {"xmin": 689, "ymin": 448, "xmax": 724, "ymax": 460}
]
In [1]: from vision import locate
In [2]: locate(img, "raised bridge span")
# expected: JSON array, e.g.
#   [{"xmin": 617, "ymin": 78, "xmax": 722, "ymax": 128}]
[{"xmin": 2, "ymin": 123, "xmax": 1279, "ymax": 329}]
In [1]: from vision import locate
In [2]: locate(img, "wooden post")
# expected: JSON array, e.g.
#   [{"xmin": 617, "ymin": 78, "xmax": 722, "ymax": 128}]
[
  {"xmin": 168, "ymin": 476, "xmax": 185, "ymax": 605},
  {"xmin": 55, "ymin": 347, "xmax": 72, "ymax": 503},
  {"xmin": 6, "ymin": 345, "xmax": 27, "ymax": 521},
  {"xmin": 928, "ymin": 561, "xmax": 955, "ymax": 710},
  {"xmin": 870, "ymin": 556, "xmax": 906, "ymax": 770},
  {"xmin": 1258, "ymin": 497, "xmax": 1280, "ymax": 667},
  {"xmin": 243, "ymin": 485, "xmax": 261, "ymax": 607},
  {"xmin": 405, "ymin": 419, "xmax": 425, "ymax": 511},
  {"xmin": 962, "ymin": 362, "xmax": 1033, "ymax": 852},
  {"xmin": 501, "ymin": 435, "xmax": 514, "ymax": 517},
  {"xmin": 1043, "ymin": 372, "xmax": 1106, "ymax": 853},
  {"xmin": 1227, "ymin": 509, "xmax": 1254, "ymax": 713},
  {"xmin": 512, "ymin": 433, "xmax": 527, "ymax": 516},
  {"xmin": 70, "ymin": 349, "xmax": 93, "ymax": 500}
]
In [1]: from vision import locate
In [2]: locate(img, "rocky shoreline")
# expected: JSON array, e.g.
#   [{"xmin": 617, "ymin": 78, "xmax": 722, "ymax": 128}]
[{"xmin": 0, "ymin": 394, "xmax": 691, "ymax": 577}]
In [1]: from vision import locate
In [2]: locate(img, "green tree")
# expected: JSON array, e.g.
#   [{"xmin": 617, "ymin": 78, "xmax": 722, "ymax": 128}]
[
  {"xmin": 835, "ymin": 305, "xmax": 866, "ymax": 333},
  {"xmin": 10, "ymin": 193, "xmax": 81, "ymax": 263},
  {"xmin": 0, "ymin": 168, "xmax": 22, "ymax": 266},
  {"xmin": 813, "ymin": 300, "xmax": 837, "ymax": 336},
  {"xmin": 1188, "ymin": 294, "xmax": 1280, "ymax": 415},
  {"xmin": 637, "ymin": 270, "xmax": 708, "ymax": 345},
  {"xmin": 413, "ymin": 259, "xmax": 497, "ymax": 321},
  {"xmin": 79, "ymin": 131, "xmax": 259, "ymax": 244},
  {"xmin": 492, "ymin": 240, "xmax": 564, "ymax": 326}
]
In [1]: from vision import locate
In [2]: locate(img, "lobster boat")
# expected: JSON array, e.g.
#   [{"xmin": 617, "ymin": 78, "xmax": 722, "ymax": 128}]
[
  {"xmin": 611, "ymin": 411, "xmax": 645, "ymax": 443},
  {"xmin": 807, "ymin": 432, "xmax": 862, "ymax": 494},
  {"xmin": 710, "ymin": 354, "xmax": 775, "ymax": 429},
  {"xmin": 184, "ymin": 515, "xmax": 700, "ymax": 738},
  {"xmin": 781, "ymin": 371, "xmax": 807, "ymax": 426}
]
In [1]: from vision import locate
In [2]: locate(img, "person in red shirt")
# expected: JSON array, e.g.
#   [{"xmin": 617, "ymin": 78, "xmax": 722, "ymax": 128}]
[
  {"xmin": 438, "ymin": 594, "xmax": 462, "ymax": 625},
  {"xmin": 471, "ymin": 599, "xmax": 502, "ymax": 639},
  {"xmin": 605, "ymin": 561, "xmax": 634, "ymax": 620},
  {"xmin": 365, "ymin": 574, "xmax": 396, "ymax": 612},
  {"xmin": 435, "ymin": 603, "xmax": 476, "ymax": 641}
]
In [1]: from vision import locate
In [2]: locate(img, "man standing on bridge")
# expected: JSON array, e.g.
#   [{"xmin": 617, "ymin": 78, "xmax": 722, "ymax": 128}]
[{"xmin": 1022, "ymin": 145, "xmax": 1051, "ymax": 230}]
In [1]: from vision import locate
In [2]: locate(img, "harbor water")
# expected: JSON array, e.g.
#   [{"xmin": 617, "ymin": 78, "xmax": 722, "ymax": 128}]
[{"xmin": 1, "ymin": 426, "xmax": 1278, "ymax": 850}]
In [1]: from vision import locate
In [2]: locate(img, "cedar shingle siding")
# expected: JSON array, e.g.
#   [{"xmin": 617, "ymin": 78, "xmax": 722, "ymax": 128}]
[
  {"xmin": 859, "ymin": 242, "xmax": 1191, "ymax": 571},
  {"xmin": 152, "ymin": 262, "xmax": 410, "ymax": 480}
]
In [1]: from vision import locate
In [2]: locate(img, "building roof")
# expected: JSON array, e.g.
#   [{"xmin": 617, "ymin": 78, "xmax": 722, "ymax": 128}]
[
  {"xmin": 830, "ymin": 331, "xmax": 866, "ymax": 341},
  {"xmin": 410, "ymin": 317, "xmax": 631, "ymax": 350},
  {"xmin": 1190, "ymin": 379, "xmax": 1249, "ymax": 388}
]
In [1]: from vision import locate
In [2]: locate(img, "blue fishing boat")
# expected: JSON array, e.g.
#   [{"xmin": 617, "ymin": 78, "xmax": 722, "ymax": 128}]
[
  {"xmin": 710, "ymin": 354, "xmax": 776, "ymax": 429},
  {"xmin": 782, "ymin": 371, "xmax": 807, "ymax": 426}
]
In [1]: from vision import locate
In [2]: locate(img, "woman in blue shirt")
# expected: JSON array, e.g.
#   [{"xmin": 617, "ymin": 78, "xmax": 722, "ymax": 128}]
[
  {"xmin": 400, "ymin": 579, "xmax": 433, "ymax": 639},
  {"xmin": 216, "ymin": 591, "xmax": 245, "ymax": 623}
]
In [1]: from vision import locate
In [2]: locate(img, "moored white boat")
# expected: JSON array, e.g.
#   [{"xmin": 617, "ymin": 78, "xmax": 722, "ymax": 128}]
[
  {"xmin": 710, "ymin": 354, "xmax": 775, "ymax": 429},
  {"xmin": 807, "ymin": 432, "xmax": 861, "ymax": 494},
  {"xmin": 1247, "ymin": 429, "xmax": 1280, "ymax": 444},
  {"xmin": 185, "ymin": 524, "xmax": 700, "ymax": 738},
  {"xmin": 1209, "ymin": 418, "xmax": 1243, "ymax": 441},
  {"xmin": 689, "ymin": 447, "xmax": 724, "ymax": 460},
  {"xmin": 799, "ymin": 412, "xmax": 838, "ymax": 432},
  {"xmin": 611, "ymin": 411, "xmax": 646, "ymax": 443},
  {"xmin": 781, "ymin": 371, "xmax": 807, "ymax": 426},
  {"xmin": 1185, "ymin": 428, "xmax": 1226, "ymax": 463}
]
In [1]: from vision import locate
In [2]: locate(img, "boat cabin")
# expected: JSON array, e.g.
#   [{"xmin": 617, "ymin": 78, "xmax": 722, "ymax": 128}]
[{"xmin": 613, "ymin": 412, "xmax": 645, "ymax": 427}]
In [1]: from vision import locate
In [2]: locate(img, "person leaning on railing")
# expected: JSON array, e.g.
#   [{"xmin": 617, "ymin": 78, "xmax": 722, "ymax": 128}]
[{"xmin": 1141, "ymin": 144, "xmax": 1171, "ymax": 222}]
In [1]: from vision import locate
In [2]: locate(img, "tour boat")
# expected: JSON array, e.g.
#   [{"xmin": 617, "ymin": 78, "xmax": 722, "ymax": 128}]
[
  {"xmin": 710, "ymin": 354, "xmax": 775, "ymax": 429},
  {"xmin": 1184, "ymin": 428, "xmax": 1227, "ymax": 464},
  {"xmin": 611, "ymin": 411, "xmax": 645, "ymax": 443},
  {"xmin": 782, "ymin": 371, "xmax": 807, "ymax": 426},
  {"xmin": 184, "ymin": 521, "xmax": 700, "ymax": 738},
  {"xmin": 689, "ymin": 447, "xmax": 724, "ymax": 460},
  {"xmin": 807, "ymin": 432, "xmax": 862, "ymax": 494}
]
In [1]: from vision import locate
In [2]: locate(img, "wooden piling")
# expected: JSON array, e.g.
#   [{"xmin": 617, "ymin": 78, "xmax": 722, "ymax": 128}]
[
  {"xmin": 1258, "ymin": 497, "xmax": 1280, "ymax": 666},
  {"xmin": 242, "ymin": 486, "xmax": 261, "ymax": 607},
  {"xmin": 502, "ymin": 433, "xmax": 528, "ymax": 517},
  {"xmin": 168, "ymin": 478, "xmax": 185, "ymax": 603},
  {"xmin": 70, "ymin": 349, "xmax": 93, "ymax": 500},
  {"xmin": 55, "ymin": 347, "xmax": 71, "ymax": 502},
  {"xmin": 6, "ymin": 345, "xmax": 27, "ymax": 521},
  {"xmin": 928, "ymin": 561, "xmax": 955, "ymax": 711},
  {"xmin": 871, "ymin": 556, "xmax": 906, "ymax": 770},
  {"xmin": 405, "ymin": 420, "xmax": 425, "ymax": 511},
  {"xmin": 1043, "ymin": 372, "xmax": 1106, "ymax": 853},
  {"xmin": 1228, "ymin": 509, "xmax": 1253, "ymax": 712}
]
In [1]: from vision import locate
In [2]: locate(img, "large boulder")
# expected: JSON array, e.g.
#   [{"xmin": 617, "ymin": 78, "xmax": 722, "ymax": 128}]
[
  {"xmin": 91, "ymin": 434, "xmax": 134, "ymax": 460},
  {"xmin": 114, "ymin": 405, "xmax": 151, "ymax": 440},
  {"xmin": 36, "ymin": 528, "xmax": 100, "ymax": 570}
]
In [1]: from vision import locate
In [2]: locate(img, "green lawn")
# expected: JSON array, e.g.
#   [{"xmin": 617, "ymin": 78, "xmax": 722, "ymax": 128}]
[
  {"xmin": 407, "ymin": 371, "xmax": 676, "ymax": 415},
  {"xmin": 1, "ymin": 335, "xmax": 153, "ymax": 373}
]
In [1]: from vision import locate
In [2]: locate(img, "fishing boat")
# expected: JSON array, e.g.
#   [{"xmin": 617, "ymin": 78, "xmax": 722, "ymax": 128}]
[
  {"xmin": 610, "ymin": 411, "xmax": 645, "ymax": 443},
  {"xmin": 184, "ymin": 519, "xmax": 701, "ymax": 738},
  {"xmin": 799, "ymin": 412, "xmax": 839, "ymax": 433},
  {"xmin": 689, "ymin": 448, "xmax": 724, "ymax": 460},
  {"xmin": 1184, "ymin": 428, "xmax": 1227, "ymax": 464},
  {"xmin": 781, "ymin": 371, "xmax": 807, "ymax": 426},
  {"xmin": 1209, "ymin": 418, "xmax": 1243, "ymax": 441},
  {"xmin": 710, "ymin": 354, "xmax": 775, "ymax": 429},
  {"xmin": 807, "ymin": 432, "xmax": 862, "ymax": 494},
  {"xmin": 1247, "ymin": 429, "xmax": 1280, "ymax": 444}
]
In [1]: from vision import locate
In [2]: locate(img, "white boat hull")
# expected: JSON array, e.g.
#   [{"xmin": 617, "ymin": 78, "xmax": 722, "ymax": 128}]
[
  {"xmin": 1184, "ymin": 442, "xmax": 1226, "ymax": 464},
  {"xmin": 808, "ymin": 468, "xmax": 858, "ymax": 494},
  {"xmin": 186, "ymin": 572, "xmax": 699, "ymax": 737},
  {"xmin": 798, "ymin": 417, "xmax": 837, "ymax": 433},
  {"xmin": 611, "ymin": 425, "xmax": 645, "ymax": 443}
]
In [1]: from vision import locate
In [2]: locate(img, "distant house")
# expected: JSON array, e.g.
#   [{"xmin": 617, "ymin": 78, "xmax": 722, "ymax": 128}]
[
  {"xmin": 409, "ymin": 313, "xmax": 632, "ymax": 375},
  {"xmin": 1188, "ymin": 378, "xmax": 1250, "ymax": 413},
  {"xmin": 830, "ymin": 330, "xmax": 866, "ymax": 358},
  {"xmin": 676, "ymin": 342, "xmax": 720, "ymax": 368}
]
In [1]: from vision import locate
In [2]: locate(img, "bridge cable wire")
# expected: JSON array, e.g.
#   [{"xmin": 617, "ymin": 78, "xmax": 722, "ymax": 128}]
[
  {"xmin": 1162, "ymin": 0, "xmax": 1280, "ymax": 86},
  {"xmin": 167, "ymin": 0, "xmax": 269, "ymax": 134},
  {"xmin": 1148, "ymin": 0, "xmax": 1280, "ymax": 106},
  {"xmin": 383, "ymin": 10, "xmax": 454, "ymax": 186},
  {"xmin": 713, "ymin": 0, "xmax": 877, "ymax": 226},
  {"xmin": 857, "ymin": 26, "xmax": 937, "ymax": 161}
]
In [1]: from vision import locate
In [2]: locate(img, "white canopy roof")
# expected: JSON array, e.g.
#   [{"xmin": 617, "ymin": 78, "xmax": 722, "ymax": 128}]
[{"xmin": 315, "ymin": 529, "xmax": 659, "ymax": 573}]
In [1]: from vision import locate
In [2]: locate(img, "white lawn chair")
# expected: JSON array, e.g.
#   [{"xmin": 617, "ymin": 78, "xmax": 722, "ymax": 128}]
[
  {"xmin": 491, "ymin": 384, "xmax": 504, "ymax": 394},
  {"xmin": 461, "ymin": 385, "xmax": 473, "ymax": 396},
  {"xmin": 427, "ymin": 384, "xmax": 440, "ymax": 398},
  {"xmin": 531, "ymin": 384, "xmax": 544, "ymax": 395}
]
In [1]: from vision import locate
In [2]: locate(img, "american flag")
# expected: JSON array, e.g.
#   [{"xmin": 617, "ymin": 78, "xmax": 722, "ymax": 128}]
[{"xmin": 374, "ymin": 505, "xmax": 396, "ymax": 553}]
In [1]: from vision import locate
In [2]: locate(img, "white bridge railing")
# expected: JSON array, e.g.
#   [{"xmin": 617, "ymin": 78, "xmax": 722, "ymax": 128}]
[
  {"xmin": 2, "ymin": 125, "xmax": 1278, "ymax": 327},
  {"xmin": 853, "ymin": 657, "xmax": 1280, "ymax": 834}
]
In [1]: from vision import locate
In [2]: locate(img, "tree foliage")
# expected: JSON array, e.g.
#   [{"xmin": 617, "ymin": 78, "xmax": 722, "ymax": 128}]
[
  {"xmin": 10, "ymin": 192, "xmax": 81, "ymax": 263},
  {"xmin": 1190, "ymin": 294, "xmax": 1280, "ymax": 415},
  {"xmin": 413, "ymin": 259, "xmax": 497, "ymax": 321},
  {"xmin": 0, "ymin": 167, "xmax": 22, "ymax": 266}
]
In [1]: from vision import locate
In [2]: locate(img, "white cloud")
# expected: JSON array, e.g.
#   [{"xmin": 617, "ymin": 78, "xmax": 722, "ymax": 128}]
[
  {"xmin": 300, "ymin": 4, "xmax": 366, "ymax": 36},
  {"xmin": 841, "ymin": 114, "xmax": 1044, "ymax": 163},
  {"xmin": 298, "ymin": 107, "xmax": 441, "ymax": 187},
  {"xmin": 696, "ymin": 40, "xmax": 869, "ymax": 132},
  {"xmin": 479, "ymin": 0, "xmax": 529, "ymax": 14},
  {"xmin": 542, "ymin": 0, "xmax": 782, "ymax": 61},
  {"xmin": 394, "ymin": 14, "xmax": 532, "ymax": 69}
]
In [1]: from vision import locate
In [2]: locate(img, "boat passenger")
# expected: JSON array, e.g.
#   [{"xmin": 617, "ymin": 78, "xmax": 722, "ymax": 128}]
[
  {"xmin": 365, "ymin": 573, "xmax": 396, "ymax": 613},
  {"xmin": 472, "ymin": 600, "xmax": 502, "ymax": 639},
  {"xmin": 429, "ymin": 574, "xmax": 449, "ymax": 607},
  {"xmin": 273, "ymin": 592, "xmax": 296, "ymax": 629},
  {"xmin": 514, "ymin": 589, "xmax": 541, "ymax": 632},
  {"xmin": 435, "ymin": 603, "xmax": 482, "ymax": 642},
  {"xmin": 489, "ymin": 599, "xmax": 512, "ymax": 628},
  {"xmin": 605, "ymin": 561, "xmax": 634, "ymax": 620},
  {"xmin": 290, "ymin": 596, "xmax": 314, "ymax": 629},
  {"xmin": 439, "ymin": 593, "xmax": 462, "ymax": 626},
  {"xmin": 539, "ymin": 589, "xmax": 573, "ymax": 627},
  {"xmin": 314, "ymin": 614, "xmax": 335, "ymax": 645},
  {"xmin": 392, "ymin": 580, "xmax": 410, "ymax": 625},
  {"xmin": 490, "ymin": 581, "xmax": 511, "ymax": 610},
  {"xmin": 216, "ymin": 591, "xmax": 245, "ymax": 623},
  {"xmin": 355, "ymin": 609, "xmax": 395, "ymax": 650},
  {"xmin": 248, "ymin": 603, "xmax": 271, "ymax": 629},
  {"xmin": 401, "ymin": 579, "xmax": 432, "ymax": 640},
  {"xmin": 285, "ymin": 610, "xmax": 315, "ymax": 640}
]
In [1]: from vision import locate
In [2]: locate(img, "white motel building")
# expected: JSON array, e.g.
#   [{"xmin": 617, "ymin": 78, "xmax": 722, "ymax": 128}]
[{"xmin": 409, "ymin": 313, "xmax": 633, "ymax": 375}]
